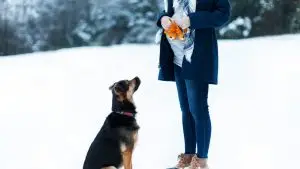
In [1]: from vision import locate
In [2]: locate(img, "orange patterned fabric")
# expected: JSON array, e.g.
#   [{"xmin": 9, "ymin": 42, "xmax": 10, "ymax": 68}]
[{"xmin": 164, "ymin": 20, "xmax": 188, "ymax": 41}]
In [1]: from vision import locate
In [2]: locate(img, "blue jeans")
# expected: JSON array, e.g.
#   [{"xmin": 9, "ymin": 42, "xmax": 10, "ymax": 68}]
[{"xmin": 174, "ymin": 64, "xmax": 211, "ymax": 158}]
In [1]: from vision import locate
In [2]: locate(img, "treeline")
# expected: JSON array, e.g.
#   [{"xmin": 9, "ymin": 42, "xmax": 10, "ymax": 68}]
[{"xmin": 0, "ymin": 0, "xmax": 299, "ymax": 56}]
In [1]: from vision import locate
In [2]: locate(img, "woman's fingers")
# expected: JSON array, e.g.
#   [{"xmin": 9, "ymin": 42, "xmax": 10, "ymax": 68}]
[{"xmin": 161, "ymin": 16, "xmax": 172, "ymax": 30}]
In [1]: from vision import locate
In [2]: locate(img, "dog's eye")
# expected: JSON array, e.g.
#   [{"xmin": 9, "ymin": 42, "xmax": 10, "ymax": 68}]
[{"xmin": 114, "ymin": 82, "xmax": 129, "ymax": 93}]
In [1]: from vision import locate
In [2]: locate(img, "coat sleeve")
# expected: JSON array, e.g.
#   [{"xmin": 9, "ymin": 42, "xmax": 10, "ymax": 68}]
[{"xmin": 188, "ymin": 0, "xmax": 231, "ymax": 29}]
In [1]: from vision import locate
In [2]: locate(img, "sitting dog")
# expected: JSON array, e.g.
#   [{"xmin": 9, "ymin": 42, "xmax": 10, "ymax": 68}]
[{"xmin": 83, "ymin": 76, "xmax": 141, "ymax": 169}]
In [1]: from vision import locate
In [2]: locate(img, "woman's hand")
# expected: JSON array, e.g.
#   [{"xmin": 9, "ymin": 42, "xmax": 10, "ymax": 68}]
[
  {"xmin": 161, "ymin": 16, "xmax": 172, "ymax": 30},
  {"xmin": 174, "ymin": 16, "xmax": 191, "ymax": 29}
]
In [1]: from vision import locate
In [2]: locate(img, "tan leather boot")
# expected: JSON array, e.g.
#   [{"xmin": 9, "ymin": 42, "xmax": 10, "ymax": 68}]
[
  {"xmin": 174, "ymin": 153, "xmax": 194, "ymax": 169},
  {"xmin": 189, "ymin": 155, "xmax": 209, "ymax": 169}
]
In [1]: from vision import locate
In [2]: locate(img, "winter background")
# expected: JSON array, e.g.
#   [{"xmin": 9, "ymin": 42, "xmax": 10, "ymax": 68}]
[{"xmin": 0, "ymin": 0, "xmax": 300, "ymax": 169}]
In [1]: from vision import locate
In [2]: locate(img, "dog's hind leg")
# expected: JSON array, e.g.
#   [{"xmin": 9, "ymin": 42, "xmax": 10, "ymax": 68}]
[{"xmin": 101, "ymin": 167, "xmax": 117, "ymax": 169}]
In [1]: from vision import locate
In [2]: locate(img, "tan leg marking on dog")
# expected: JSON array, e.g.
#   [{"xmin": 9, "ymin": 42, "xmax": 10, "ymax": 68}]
[
  {"xmin": 121, "ymin": 131, "xmax": 138, "ymax": 169},
  {"xmin": 122, "ymin": 149, "xmax": 133, "ymax": 169}
]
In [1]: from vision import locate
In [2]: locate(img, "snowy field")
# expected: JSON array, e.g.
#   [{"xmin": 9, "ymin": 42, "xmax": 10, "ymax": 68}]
[{"xmin": 0, "ymin": 34, "xmax": 300, "ymax": 169}]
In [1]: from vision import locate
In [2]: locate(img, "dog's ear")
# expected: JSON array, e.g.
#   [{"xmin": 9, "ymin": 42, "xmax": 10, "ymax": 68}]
[{"xmin": 109, "ymin": 82, "xmax": 116, "ymax": 90}]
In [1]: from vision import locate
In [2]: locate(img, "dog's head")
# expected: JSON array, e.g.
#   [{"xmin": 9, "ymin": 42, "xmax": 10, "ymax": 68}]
[{"xmin": 109, "ymin": 76, "xmax": 141, "ymax": 106}]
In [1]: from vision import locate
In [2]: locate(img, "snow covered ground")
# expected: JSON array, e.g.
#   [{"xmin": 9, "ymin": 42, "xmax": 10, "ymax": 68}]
[{"xmin": 0, "ymin": 34, "xmax": 300, "ymax": 169}]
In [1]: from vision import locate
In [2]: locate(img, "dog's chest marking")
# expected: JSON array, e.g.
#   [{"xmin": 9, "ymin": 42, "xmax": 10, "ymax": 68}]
[
  {"xmin": 120, "ymin": 142, "xmax": 127, "ymax": 153},
  {"xmin": 119, "ymin": 129, "xmax": 139, "ymax": 152}
]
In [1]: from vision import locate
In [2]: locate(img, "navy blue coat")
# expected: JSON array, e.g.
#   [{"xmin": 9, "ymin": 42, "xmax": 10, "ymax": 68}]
[{"xmin": 156, "ymin": 0, "xmax": 231, "ymax": 85}]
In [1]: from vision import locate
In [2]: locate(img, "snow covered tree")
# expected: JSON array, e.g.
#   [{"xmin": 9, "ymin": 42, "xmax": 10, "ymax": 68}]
[
  {"xmin": 29, "ymin": 0, "xmax": 92, "ymax": 50},
  {"xmin": 290, "ymin": 2, "xmax": 300, "ymax": 33},
  {"xmin": 219, "ymin": 0, "xmax": 300, "ymax": 39},
  {"xmin": 83, "ymin": 0, "xmax": 160, "ymax": 46},
  {"xmin": 0, "ymin": 19, "xmax": 32, "ymax": 56},
  {"xmin": 0, "ymin": 1, "xmax": 32, "ymax": 56}
]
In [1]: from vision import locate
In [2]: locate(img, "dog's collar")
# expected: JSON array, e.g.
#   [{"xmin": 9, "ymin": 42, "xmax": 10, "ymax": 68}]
[{"xmin": 114, "ymin": 111, "xmax": 135, "ymax": 117}]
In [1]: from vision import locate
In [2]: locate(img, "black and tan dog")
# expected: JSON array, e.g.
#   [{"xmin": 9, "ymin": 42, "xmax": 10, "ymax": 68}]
[{"xmin": 83, "ymin": 76, "xmax": 141, "ymax": 169}]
